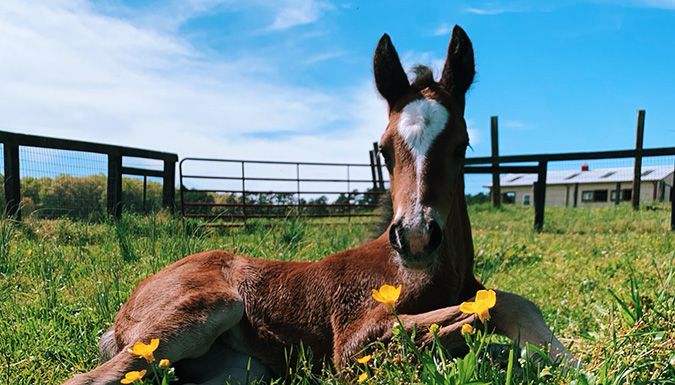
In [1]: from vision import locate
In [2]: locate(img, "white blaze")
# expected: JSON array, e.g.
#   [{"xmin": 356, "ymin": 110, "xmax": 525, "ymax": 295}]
[{"xmin": 396, "ymin": 98, "xmax": 449, "ymax": 206}]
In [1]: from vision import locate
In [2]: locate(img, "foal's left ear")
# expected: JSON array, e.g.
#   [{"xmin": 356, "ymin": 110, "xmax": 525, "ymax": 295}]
[
  {"xmin": 374, "ymin": 34, "xmax": 410, "ymax": 108},
  {"xmin": 439, "ymin": 25, "xmax": 475, "ymax": 97}
]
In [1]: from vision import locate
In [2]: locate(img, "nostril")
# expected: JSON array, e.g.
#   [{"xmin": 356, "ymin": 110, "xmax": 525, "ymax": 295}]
[
  {"xmin": 389, "ymin": 223, "xmax": 404, "ymax": 253},
  {"xmin": 427, "ymin": 220, "xmax": 442, "ymax": 252}
]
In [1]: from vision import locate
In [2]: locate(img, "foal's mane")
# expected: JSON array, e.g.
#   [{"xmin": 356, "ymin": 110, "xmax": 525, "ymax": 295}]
[{"xmin": 410, "ymin": 65, "xmax": 435, "ymax": 89}]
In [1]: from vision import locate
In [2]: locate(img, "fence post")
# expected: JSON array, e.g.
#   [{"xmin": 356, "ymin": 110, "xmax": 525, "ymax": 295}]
[
  {"xmin": 3, "ymin": 139, "xmax": 21, "ymax": 220},
  {"xmin": 614, "ymin": 182, "xmax": 621, "ymax": 206},
  {"xmin": 632, "ymin": 110, "xmax": 645, "ymax": 210},
  {"xmin": 162, "ymin": 159, "xmax": 175, "ymax": 213},
  {"xmin": 372, "ymin": 142, "xmax": 385, "ymax": 190},
  {"xmin": 491, "ymin": 116, "xmax": 501, "ymax": 208},
  {"xmin": 533, "ymin": 160, "xmax": 547, "ymax": 232},
  {"xmin": 107, "ymin": 152, "xmax": 123, "ymax": 218},
  {"xmin": 573, "ymin": 183, "xmax": 579, "ymax": 208},
  {"xmin": 369, "ymin": 150, "xmax": 378, "ymax": 191}
]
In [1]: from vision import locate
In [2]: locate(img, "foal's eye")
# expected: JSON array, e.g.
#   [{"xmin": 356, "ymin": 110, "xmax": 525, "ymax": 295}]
[{"xmin": 379, "ymin": 146, "xmax": 393, "ymax": 170}]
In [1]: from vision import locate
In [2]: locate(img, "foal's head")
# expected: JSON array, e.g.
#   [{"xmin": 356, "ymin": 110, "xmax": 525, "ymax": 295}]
[{"xmin": 374, "ymin": 25, "xmax": 475, "ymax": 271}]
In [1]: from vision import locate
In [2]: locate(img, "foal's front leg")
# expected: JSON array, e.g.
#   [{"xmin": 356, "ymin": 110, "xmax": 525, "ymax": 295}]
[{"xmin": 336, "ymin": 290, "xmax": 573, "ymax": 367}]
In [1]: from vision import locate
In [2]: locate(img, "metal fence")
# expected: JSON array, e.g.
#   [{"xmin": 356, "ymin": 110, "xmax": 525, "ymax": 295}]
[
  {"xmin": 179, "ymin": 157, "xmax": 389, "ymax": 225},
  {"xmin": 0, "ymin": 131, "xmax": 177, "ymax": 220}
]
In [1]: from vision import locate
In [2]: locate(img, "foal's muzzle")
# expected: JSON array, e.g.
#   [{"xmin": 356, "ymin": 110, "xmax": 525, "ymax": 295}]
[{"xmin": 389, "ymin": 219, "xmax": 443, "ymax": 268}]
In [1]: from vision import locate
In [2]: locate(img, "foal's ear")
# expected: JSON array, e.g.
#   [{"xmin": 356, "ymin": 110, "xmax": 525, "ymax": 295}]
[
  {"xmin": 374, "ymin": 34, "xmax": 410, "ymax": 108},
  {"xmin": 439, "ymin": 25, "xmax": 475, "ymax": 97}
]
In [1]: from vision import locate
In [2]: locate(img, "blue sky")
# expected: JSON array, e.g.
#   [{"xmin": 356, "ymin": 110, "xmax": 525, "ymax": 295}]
[{"xmin": 1, "ymin": 0, "xmax": 674, "ymax": 193}]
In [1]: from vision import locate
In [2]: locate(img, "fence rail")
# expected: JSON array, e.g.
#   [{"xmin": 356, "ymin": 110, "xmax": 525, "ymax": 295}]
[
  {"xmin": 466, "ymin": 110, "xmax": 675, "ymax": 231},
  {"xmin": 0, "ymin": 131, "xmax": 178, "ymax": 219}
]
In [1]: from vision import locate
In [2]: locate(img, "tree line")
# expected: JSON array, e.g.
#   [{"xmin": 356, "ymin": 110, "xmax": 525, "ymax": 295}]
[{"xmin": 1, "ymin": 173, "xmax": 490, "ymax": 220}]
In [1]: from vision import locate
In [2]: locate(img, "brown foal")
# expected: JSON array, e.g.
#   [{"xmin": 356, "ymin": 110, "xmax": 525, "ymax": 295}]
[{"xmin": 63, "ymin": 25, "xmax": 573, "ymax": 385}]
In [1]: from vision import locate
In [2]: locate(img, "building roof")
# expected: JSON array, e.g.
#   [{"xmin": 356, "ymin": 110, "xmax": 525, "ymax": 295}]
[{"xmin": 483, "ymin": 165, "xmax": 674, "ymax": 188}]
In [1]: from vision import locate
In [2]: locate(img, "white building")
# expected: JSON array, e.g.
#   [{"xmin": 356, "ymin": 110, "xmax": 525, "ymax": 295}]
[{"xmin": 484, "ymin": 164, "xmax": 674, "ymax": 207}]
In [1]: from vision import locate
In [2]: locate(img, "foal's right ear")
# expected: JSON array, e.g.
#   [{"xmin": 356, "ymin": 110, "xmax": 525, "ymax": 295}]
[{"xmin": 374, "ymin": 34, "xmax": 410, "ymax": 109}]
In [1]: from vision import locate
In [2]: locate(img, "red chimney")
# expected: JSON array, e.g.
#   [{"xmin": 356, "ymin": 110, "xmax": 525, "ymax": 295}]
[{"xmin": 581, "ymin": 163, "xmax": 589, "ymax": 171}]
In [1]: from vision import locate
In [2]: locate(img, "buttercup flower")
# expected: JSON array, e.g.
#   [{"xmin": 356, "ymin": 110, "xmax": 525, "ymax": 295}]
[
  {"xmin": 459, "ymin": 289, "xmax": 497, "ymax": 322},
  {"xmin": 357, "ymin": 373, "xmax": 368, "ymax": 383},
  {"xmin": 428, "ymin": 323, "xmax": 440, "ymax": 335},
  {"xmin": 128, "ymin": 339, "xmax": 159, "ymax": 362},
  {"xmin": 120, "ymin": 369, "xmax": 146, "ymax": 384},
  {"xmin": 461, "ymin": 323, "xmax": 475, "ymax": 335},
  {"xmin": 372, "ymin": 284, "xmax": 401, "ymax": 310},
  {"xmin": 158, "ymin": 359, "xmax": 170, "ymax": 368},
  {"xmin": 357, "ymin": 355, "xmax": 371, "ymax": 364}
]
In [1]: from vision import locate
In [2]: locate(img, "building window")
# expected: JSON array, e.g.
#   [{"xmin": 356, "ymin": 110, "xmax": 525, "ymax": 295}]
[
  {"xmin": 582, "ymin": 190, "xmax": 608, "ymax": 202},
  {"xmin": 502, "ymin": 192, "xmax": 515, "ymax": 204},
  {"xmin": 523, "ymin": 194, "xmax": 531, "ymax": 206},
  {"xmin": 610, "ymin": 190, "xmax": 619, "ymax": 202},
  {"xmin": 581, "ymin": 191, "xmax": 593, "ymax": 202},
  {"xmin": 594, "ymin": 190, "xmax": 608, "ymax": 202},
  {"xmin": 610, "ymin": 189, "xmax": 633, "ymax": 202}
]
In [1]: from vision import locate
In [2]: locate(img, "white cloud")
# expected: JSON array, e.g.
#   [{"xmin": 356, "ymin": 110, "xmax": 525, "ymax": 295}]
[
  {"xmin": 503, "ymin": 120, "xmax": 530, "ymax": 130},
  {"xmin": 432, "ymin": 23, "xmax": 453, "ymax": 37},
  {"xmin": 0, "ymin": 0, "xmax": 385, "ymax": 172},
  {"xmin": 466, "ymin": 7, "xmax": 507, "ymax": 15},
  {"xmin": 268, "ymin": 0, "xmax": 333, "ymax": 30}
]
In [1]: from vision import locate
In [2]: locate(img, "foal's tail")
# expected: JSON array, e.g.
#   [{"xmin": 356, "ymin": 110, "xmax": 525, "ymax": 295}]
[{"xmin": 99, "ymin": 328, "xmax": 120, "ymax": 362}]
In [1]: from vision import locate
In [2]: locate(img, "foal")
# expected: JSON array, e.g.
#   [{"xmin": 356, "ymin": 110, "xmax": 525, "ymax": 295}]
[{"xmin": 63, "ymin": 25, "xmax": 572, "ymax": 385}]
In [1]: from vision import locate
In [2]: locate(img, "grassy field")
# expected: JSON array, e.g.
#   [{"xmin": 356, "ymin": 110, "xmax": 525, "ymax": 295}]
[{"xmin": 1, "ymin": 205, "xmax": 674, "ymax": 384}]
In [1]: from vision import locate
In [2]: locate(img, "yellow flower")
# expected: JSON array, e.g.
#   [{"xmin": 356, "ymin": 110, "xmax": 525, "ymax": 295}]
[
  {"xmin": 428, "ymin": 323, "xmax": 440, "ymax": 335},
  {"xmin": 461, "ymin": 323, "xmax": 475, "ymax": 335},
  {"xmin": 372, "ymin": 284, "xmax": 401, "ymax": 310},
  {"xmin": 120, "ymin": 369, "xmax": 146, "ymax": 384},
  {"xmin": 357, "ymin": 355, "xmax": 371, "ymax": 364},
  {"xmin": 158, "ymin": 359, "xmax": 170, "ymax": 368},
  {"xmin": 128, "ymin": 339, "xmax": 159, "ymax": 363},
  {"xmin": 357, "ymin": 373, "xmax": 368, "ymax": 383},
  {"xmin": 460, "ymin": 289, "xmax": 497, "ymax": 322},
  {"xmin": 27, "ymin": 249, "xmax": 32, "ymax": 255}
]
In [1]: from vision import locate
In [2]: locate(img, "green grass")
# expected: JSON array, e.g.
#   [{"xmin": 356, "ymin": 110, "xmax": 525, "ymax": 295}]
[{"xmin": 1, "ymin": 205, "xmax": 674, "ymax": 384}]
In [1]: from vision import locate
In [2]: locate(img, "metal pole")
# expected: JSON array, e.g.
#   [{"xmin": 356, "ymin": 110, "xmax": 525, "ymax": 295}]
[
  {"xmin": 143, "ymin": 175, "xmax": 147, "ymax": 213},
  {"xmin": 373, "ymin": 142, "xmax": 385, "ymax": 190},
  {"xmin": 632, "ymin": 110, "xmax": 645, "ymax": 210},
  {"xmin": 369, "ymin": 150, "xmax": 378, "ymax": 190},
  {"xmin": 491, "ymin": 116, "xmax": 501, "ymax": 208},
  {"xmin": 241, "ymin": 161, "xmax": 246, "ymax": 224}
]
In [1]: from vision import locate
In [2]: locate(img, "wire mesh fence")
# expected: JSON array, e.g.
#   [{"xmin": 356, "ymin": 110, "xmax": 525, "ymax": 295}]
[{"xmin": 0, "ymin": 131, "xmax": 177, "ymax": 220}]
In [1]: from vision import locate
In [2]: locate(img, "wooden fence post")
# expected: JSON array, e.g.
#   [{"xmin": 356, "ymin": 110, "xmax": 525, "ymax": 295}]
[
  {"xmin": 107, "ymin": 153, "xmax": 123, "ymax": 218},
  {"xmin": 533, "ymin": 160, "xmax": 547, "ymax": 232},
  {"xmin": 3, "ymin": 139, "xmax": 21, "ymax": 220},
  {"xmin": 491, "ymin": 116, "xmax": 501, "ymax": 208},
  {"xmin": 614, "ymin": 182, "xmax": 621, "ymax": 206},
  {"xmin": 632, "ymin": 110, "xmax": 645, "ymax": 210},
  {"xmin": 162, "ymin": 159, "xmax": 176, "ymax": 213}
]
